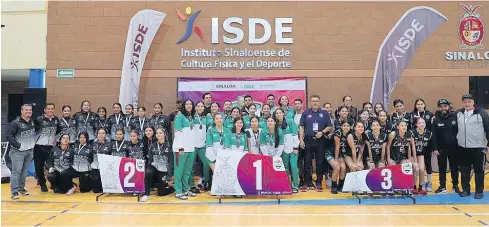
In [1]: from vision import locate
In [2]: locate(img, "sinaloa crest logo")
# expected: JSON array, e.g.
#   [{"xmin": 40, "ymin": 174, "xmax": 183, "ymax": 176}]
[
  {"xmin": 176, "ymin": 7, "xmax": 205, "ymax": 44},
  {"xmin": 458, "ymin": 4, "xmax": 484, "ymax": 49}
]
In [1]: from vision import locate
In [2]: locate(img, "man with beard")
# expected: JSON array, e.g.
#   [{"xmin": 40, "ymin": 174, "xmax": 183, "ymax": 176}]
[
  {"xmin": 241, "ymin": 95, "xmax": 261, "ymax": 117},
  {"xmin": 432, "ymin": 99, "xmax": 460, "ymax": 195}
]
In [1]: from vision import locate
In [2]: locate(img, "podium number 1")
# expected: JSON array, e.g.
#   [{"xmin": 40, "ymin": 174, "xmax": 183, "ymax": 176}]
[
  {"xmin": 381, "ymin": 169, "xmax": 392, "ymax": 190},
  {"xmin": 124, "ymin": 162, "xmax": 135, "ymax": 188},
  {"xmin": 253, "ymin": 160, "xmax": 262, "ymax": 190}
]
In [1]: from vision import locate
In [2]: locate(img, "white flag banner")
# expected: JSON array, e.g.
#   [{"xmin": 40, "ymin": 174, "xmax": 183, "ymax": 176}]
[{"xmin": 119, "ymin": 9, "xmax": 166, "ymax": 108}]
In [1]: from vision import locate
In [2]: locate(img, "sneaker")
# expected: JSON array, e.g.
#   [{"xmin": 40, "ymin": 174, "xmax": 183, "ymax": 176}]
[
  {"xmin": 66, "ymin": 187, "xmax": 76, "ymax": 195},
  {"xmin": 40, "ymin": 185, "xmax": 48, "ymax": 192},
  {"xmin": 300, "ymin": 185, "xmax": 308, "ymax": 192},
  {"xmin": 292, "ymin": 188, "xmax": 299, "ymax": 194},
  {"xmin": 197, "ymin": 183, "xmax": 205, "ymax": 191},
  {"xmin": 11, "ymin": 192, "xmax": 19, "ymax": 200},
  {"xmin": 18, "ymin": 189, "xmax": 30, "ymax": 196},
  {"xmin": 316, "ymin": 186, "xmax": 323, "ymax": 192},
  {"xmin": 331, "ymin": 187, "xmax": 338, "ymax": 194},
  {"xmin": 412, "ymin": 190, "xmax": 419, "ymax": 195},
  {"xmin": 203, "ymin": 183, "xmax": 211, "ymax": 191},
  {"xmin": 474, "ymin": 192, "xmax": 484, "ymax": 199},
  {"xmin": 185, "ymin": 191, "xmax": 197, "ymax": 197},
  {"xmin": 459, "ymin": 191, "xmax": 471, "ymax": 197},
  {"xmin": 140, "ymin": 195, "xmax": 149, "ymax": 202},
  {"xmin": 425, "ymin": 181, "xmax": 433, "ymax": 192},
  {"xmin": 326, "ymin": 177, "xmax": 332, "ymax": 188},
  {"xmin": 175, "ymin": 193, "xmax": 188, "ymax": 200},
  {"xmin": 190, "ymin": 187, "xmax": 201, "ymax": 194},
  {"xmin": 308, "ymin": 183, "xmax": 315, "ymax": 190},
  {"xmin": 418, "ymin": 189, "xmax": 427, "ymax": 195},
  {"xmin": 435, "ymin": 187, "xmax": 447, "ymax": 194},
  {"xmin": 452, "ymin": 186, "xmax": 462, "ymax": 194}
]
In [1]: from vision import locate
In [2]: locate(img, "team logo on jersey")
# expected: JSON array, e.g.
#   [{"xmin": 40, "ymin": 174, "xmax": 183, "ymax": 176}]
[
  {"xmin": 452, "ymin": 120, "xmax": 457, "ymax": 125},
  {"xmin": 319, "ymin": 113, "xmax": 324, "ymax": 118},
  {"xmin": 425, "ymin": 115, "xmax": 431, "ymax": 120},
  {"xmin": 307, "ymin": 115, "xmax": 312, "ymax": 118},
  {"xmin": 458, "ymin": 4, "xmax": 484, "ymax": 49}
]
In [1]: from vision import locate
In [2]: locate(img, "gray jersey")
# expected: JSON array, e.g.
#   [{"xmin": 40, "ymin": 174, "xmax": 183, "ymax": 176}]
[
  {"xmin": 48, "ymin": 146, "xmax": 74, "ymax": 173},
  {"xmin": 72, "ymin": 143, "xmax": 93, "ymax": 172},
  {"xmin": 35, "ymin": 115, "xmax": 59, "ymax": 146},
  {"xmin": 6, "ymin": 117, "xmax": 37, "ymax": 151}
]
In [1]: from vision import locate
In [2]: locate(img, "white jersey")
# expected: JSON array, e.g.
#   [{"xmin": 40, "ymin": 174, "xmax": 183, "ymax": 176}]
[{"xmin": 246, "ymin": 128, "xmax": 262, "ymax": 155}]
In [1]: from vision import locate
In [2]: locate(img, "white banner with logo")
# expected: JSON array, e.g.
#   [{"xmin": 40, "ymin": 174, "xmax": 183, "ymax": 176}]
[{"xmin": 119, "ymin": 10, "xmax": 166, "ymax": 108}]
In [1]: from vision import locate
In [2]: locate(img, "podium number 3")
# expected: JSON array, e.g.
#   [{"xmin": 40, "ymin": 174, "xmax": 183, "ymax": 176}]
[
  {"xmin": 124, "ymin": 162, "xmax": 135, "ymax": 188},
  {"xmin": 253, "ymin": 160, "xmax": 263, "ymax": 190},
  {"xmin": 381, "ymin": 169, "xmax": 392, "ymax": 190}
]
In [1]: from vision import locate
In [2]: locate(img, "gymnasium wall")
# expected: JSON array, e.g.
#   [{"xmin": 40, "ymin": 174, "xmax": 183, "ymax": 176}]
[{"xmin": 46, "ymin": 1, "xmax": 488, "ymax": 112}]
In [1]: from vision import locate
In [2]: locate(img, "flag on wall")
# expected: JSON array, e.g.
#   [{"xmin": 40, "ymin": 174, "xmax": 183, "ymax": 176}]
[
  {"xmin": 369, "ymin": 6, "xmax": 447, "ymax": 111},
  {"xmin": 119, "ymin": 10, "xmax": 166, "ymax": 108}
]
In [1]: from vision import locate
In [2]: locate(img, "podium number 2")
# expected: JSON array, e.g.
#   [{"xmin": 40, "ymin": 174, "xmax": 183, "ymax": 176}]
[
  {"xmin": 253, "ymin": 160, "xmax": 262, "ymax": 190},
  {"xmin": 381, "ymin": 169, "xmax": 392, "ymax": 190},
  {"xmin": 124, "ymin": 162, "xmax": 135, "ymax": 188}
]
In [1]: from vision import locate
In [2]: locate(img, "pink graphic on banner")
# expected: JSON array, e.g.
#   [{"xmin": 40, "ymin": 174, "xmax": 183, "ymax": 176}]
[
  {"xmin": 237, "ymin": 153, "xmax": 292, "ymax": 195},
  {"xmin": 365, "ymin": 164, "xmax": 414, "ymax": 192},
  {"xmin": 118, "ymin": 157, "xmax": 145, "ymax": 193},
  {"xmin": 178, "ymin": 77, "xmax": 306, "ymax": 110}
]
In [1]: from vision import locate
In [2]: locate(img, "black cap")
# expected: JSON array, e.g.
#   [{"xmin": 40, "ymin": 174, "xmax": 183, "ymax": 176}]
[
  {"xmin": 437, "ymin": 99, "xmax": 451, "ymax": 106},
  {"xmin": 462, "ymin": 94, "xmax": 474, "ymax": 100}
]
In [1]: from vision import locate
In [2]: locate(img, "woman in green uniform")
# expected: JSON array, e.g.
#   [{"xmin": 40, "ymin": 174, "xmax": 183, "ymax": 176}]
[
  {"xmin": 242, "ymin": 104, "xmax": 258, "ymax": 130},
  {"xmin": 225, "ymin": 107, "xmax": 241, "ymax": 130},
  {"xmin": 278, "ymin": 95, "xmax": 296, "ymax": 120},
  {"xmin": 206, "ymin": 102, "xmax": 221, "ymax": 129},
  {"xmin": 259, "ymin": 104, "xmax": 272, "ymax": 129},
  {"xmin": 259, "ymin": 116, "xmax": 285, "ymax": 157},
  {"xmin": 230, "ymin": 116, "xmax": 249, "ymax": 152},
  {"xmin": 190, "ymin": 102, "xmax": 210, "ymax": 192},
  {"xmin": 274, "ymin": 108, "xmax": 300, "ymax": 193},
  {"xmin": 206, "ymin": 113, "xmax": 231, "ymax": 172},
  {"xmin": 172, "ymin": 99, "xmax": 197, "ymax": 200}
]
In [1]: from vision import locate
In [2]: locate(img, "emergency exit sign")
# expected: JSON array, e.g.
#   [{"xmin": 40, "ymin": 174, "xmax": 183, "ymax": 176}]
[{"xmin": 57, "ymin": 69, "xmax": 74, "ymax": 78}]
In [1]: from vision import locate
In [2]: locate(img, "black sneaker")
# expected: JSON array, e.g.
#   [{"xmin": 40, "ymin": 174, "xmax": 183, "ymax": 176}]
[
  {"xmin": 331, "ymin": 187, "xmax": 338, "ymax": 194},
  {"xmin": 190, "ymin": 187, "xmax": 201, "ymax": 194},
  {"xmin": 18, "ymin": 189, "xmax": 30, "ymax": 196},
  {"xmin": 435, "ymin": 187, "xmax": 447, "ymax": 194},
  {"xmin": 11, "ymin": 192, "xmax": 19, "ymax": 200},
  {"xmin": 474, "ymin": 192, "xmax": 484, "ymax": 199},
  {"xmin": 40, "ymin": 185, "xmax": 48, "ymax": 192},
  {"xmin": 308, "ymin": 183, "xmax": 315, "ymax": 190},
  {"xmin": 452, "ymin": 186, "xmax": 462, "ymax": 194},
  {"xmin": 459, "ymin": 191, "xmax": 471, "ymax": 197}
]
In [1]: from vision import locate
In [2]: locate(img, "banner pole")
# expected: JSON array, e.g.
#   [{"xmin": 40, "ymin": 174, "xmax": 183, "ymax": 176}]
[{"xmin": 95, "ymin": 193, "xmax": 106, "ymax": 201}]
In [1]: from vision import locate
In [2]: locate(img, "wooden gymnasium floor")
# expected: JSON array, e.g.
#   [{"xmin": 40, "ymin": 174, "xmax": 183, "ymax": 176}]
[{"xmin": 2, "ymin": 173, "xmax": 489, "ymax": 226}]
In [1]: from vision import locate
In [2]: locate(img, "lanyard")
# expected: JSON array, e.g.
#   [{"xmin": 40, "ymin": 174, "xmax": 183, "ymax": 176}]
[
  {"xmin": 99, "ymin": 119, "xmax": 107, "ymax": 128},
  {"xmin": 188, "ymin": 116, "xmax": 194, "ymax": 129},
  {"xmin": 83, "ymin": 113, "xmax": 90, "ymax": 124},
  {"xmin": 157, "ymin": 142, "xmax": 164, "ymax": 156},
  {"xmin": 236, "ymin": 133, "xmax": 241, "ymax": 148},
  {"xmin": 115, "ymin": 114, "xmax": 121, "ymax": 125},
  {"xmin": 77, "ymin": 144, "xmax": 86, "ymax": 155},
  {"xmin": 115, "ymin": 141, "xmax": 124, "ymax": 153},
  {"xmin": 216, "ymin": 128, "xmax": 223, "ymax": 145},
  {"xmin": 125, "ymin": 115, "xmax": 132, "ymax": 127},
  {"xmin": 96, "ymin": 142, "xmax": 104, "ymax": 154},
  {"xmin": 251, "ymin": 129, "xmax": 259, "ymax": 147},
  {"xmin": 139, "ymin": 118, "xmax": 145, "ymax": 130},
  {"xmin": 62, "ymin": 117, "xmax": 70, "ymax": 127},
  {"xmin": 268, "ymin": 132, "xmax": 274, "ymax": 146},
  {"xmin": 197, "ymin": 115, "xmax": 203, "ymax": 129}
]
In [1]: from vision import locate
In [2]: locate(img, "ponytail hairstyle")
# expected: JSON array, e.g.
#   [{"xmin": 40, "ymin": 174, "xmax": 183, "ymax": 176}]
[{"xmin": 265, "ymin": 116, "xmax": 280, "ymax": 148}]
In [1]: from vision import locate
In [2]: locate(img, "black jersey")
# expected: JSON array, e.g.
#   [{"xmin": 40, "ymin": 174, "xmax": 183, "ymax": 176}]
[
  {"xmin": 378, "ymin": 120, "xmax": 394, "ymax": 134},
  {"xmin": 345, "ymin": 133, "xmax": 367, "ymax": 157},
  {"xmin": 130, "ymin": 117, "xmax": 149, "ymax": 140},
  {"xmin": 108, "ymin": 114, "xmax": 125, "ymax": 140},
  {"xmin": 128, "ymin": 141, "xmax": 145, "ymax": 160},
  {"xmin": 74, "ymin": 111, "xmax": 97, "ymax": 141},
  {"xmin": 72, "ymin": 143, "xmax": 93, "ymax": 172},
  {"xmin": 333, "ymin": 129, "xmax": 349, "ymax": 157},
  {"xmin": 390, "ymin": 112, "xmax": 412, "ymax": 129},
  {"xmin": 411, "ymin": 129, "xmax": 433, "ymax": 156},
  {"xmin": 367, "ymin": 131, "xmax": 387, "ymax": 163},
  {"xmin": 333, "ymin": 118, "xmax": 355, "ymax": 131},
  {"xmin": 94, "ymin": 117, "xmax": 109, "ymax": 133},
  {"xmin": 389, "ymin": 130, "xmax": 412, "ymax": 164},
  {"xmin": 110, "ymin": 140, "xmax": 129, "ymax": 158},
  {"xmin": 91, "ymin": 140, "xmax": 111, "ymax": 170},
  {"xmin": 410, "ymin": 111, "xmax": 434, "ymax": 130},
  {"xmin": 58, "ymin": 116, "xmax": 77, "ymax": 144}
]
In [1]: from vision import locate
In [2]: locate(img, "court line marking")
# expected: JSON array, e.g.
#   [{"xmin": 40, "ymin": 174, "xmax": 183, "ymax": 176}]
[
  {"xmin": 479, "ymin": 220, "xmax": 488, "ymax": 226},
  {"xmin": 4, "ymin": 210, "xmax": 489, "ymax": 217}
]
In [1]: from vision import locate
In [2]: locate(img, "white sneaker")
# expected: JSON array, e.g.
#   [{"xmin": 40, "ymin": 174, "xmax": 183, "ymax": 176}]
[
  {"xmin": 326, "ymin": 176, "xmax": 332, "ymax": 188},
  {"xmin": 66, "ymin": 187, "xmax": 76, "ymax": 195},
  {"xmin": 185, "ymin": 191, "xmax": 197, "ymax": 197},
  {"xmin": 140, "ymin": 195, "xmax": 149, "ymax": 202},
  {"xmin": 425, "ymin": 181, "xmax": 433, "ymax": 192},
  {"xmin": 175, "ymin": 193, "xmax": 188, "ymax": 200}
]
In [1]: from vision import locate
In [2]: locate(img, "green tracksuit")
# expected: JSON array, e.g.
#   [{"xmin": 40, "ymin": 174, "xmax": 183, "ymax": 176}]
[{"xmin": 173, "ymin": 113, "xmax": 196, "ymax": 194}]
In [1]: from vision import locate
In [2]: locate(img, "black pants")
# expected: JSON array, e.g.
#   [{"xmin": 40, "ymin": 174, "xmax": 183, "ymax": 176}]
[
  {"xmin": 47, "ymin": 169, "xmax": 73, "ymax": 194},
  {"xmin": 34, "ymin": 145, "xmax": 53, "ymax": 187},
  {"xmin": 459, "ymin": 147, "xmax": 485, "ymax": 193},
  {"xmin": 91, "ymin": 169, "xmax": 103, "ymax": 193},
  {"xmin": 425, "ymin": 151, "xmax": 433, "ymax": 175},
  {"xmin": 438, "ymin": 148, "xmax": 459, "ymax": 188},
  {"xmin": 72, "ymin": 170, "xmax": 92, "ymax": 193},
  {"xmin": 304, "ymin": 137, "xmax": 325, "ymax": 186},
  {"xmin": 145, "ymin": 165, "xmax": 172, "ymax": 196},
  {"xmin": 298, "ymin": 147, "xmax": 306, "ymax": 186}
]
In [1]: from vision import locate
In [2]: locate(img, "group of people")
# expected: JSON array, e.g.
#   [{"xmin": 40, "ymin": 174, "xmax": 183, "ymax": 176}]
[{"xmin": 5, "ymin": 92, "xmax": 488, "ymax": 202}]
